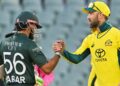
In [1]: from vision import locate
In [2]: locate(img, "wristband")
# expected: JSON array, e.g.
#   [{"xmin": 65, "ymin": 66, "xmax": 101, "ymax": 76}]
[{"xmin": 55, "ymin": 52, "xmax": 61, "ymax": 56}]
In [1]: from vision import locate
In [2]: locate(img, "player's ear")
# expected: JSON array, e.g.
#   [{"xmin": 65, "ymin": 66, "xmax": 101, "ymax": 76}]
[{"xmin": 98, "ymin": 13, "xmax": 104, "ymax": 20}]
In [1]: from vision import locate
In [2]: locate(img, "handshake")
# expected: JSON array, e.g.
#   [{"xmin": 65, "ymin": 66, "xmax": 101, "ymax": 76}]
[{"xmin": 53, "ymin": 40, "xmax": 65, "ymax": 54}]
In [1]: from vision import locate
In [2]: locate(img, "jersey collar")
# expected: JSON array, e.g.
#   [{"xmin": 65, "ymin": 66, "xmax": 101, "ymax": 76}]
[
  {"xmin": 16, "ymin": 33, "xmax": 28, "ymax": 38},
  {"xmin": 99, "ymin": 22, "xmax": 112, "ymax": 32}
]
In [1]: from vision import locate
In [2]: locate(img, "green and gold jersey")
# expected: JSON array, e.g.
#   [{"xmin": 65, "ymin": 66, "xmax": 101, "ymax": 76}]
[
  {"xmin": 63, "ymin": 22, "xmax": 120, "ymax": 86},
  {"xmin": 86, "ymin": 27, "xmax": 120, "ymax": 86},
  {"xmin": 0, "ymin": 33, "xmax": 48, "ymax": 86}
]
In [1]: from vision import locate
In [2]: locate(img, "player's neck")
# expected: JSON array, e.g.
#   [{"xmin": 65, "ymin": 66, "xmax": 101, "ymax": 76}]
[
  {"xmin": 98, "ymin": 18, "xmax": 106, "ymax": 27},
  {"xmin": 18, "ymin": 30, "xmax": 29, "ymax": 37}
]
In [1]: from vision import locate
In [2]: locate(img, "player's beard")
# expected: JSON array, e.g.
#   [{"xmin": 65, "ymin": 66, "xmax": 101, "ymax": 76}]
[
  {"xmin": 89, "ymin": 20, "xmax": 99, "ymax": 28},
  {"xmin": 88, "ymin": 15, "xmax": 99, "ymax": 28},
  {"xmin": 29, "ymin": 32, "xmax": 34, "ymax": 40},
  {"xmin": 29, "ymin": 28, "xmax": 34, "ymax": 40}
]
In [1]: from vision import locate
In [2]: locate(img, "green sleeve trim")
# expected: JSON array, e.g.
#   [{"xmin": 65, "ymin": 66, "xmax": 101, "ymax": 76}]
[
  {"xmin": 91, "ymin": 75, "xmax": 97, "ymax": 86},
  {"xmin": 62, "ymin": 48, "xmax": 90, "ymax": 64},
  {"xmin": 117, "ymin": 50, "xmax": 120, "ymax": 67}
]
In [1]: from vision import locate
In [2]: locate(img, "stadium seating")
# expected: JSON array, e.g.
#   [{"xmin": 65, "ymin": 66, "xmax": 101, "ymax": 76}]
[
  {"xmin": 38, "ymin": 10, "xmax": 55, "ymax": 28},
  {"xmin": 1, "ymin": 0, "xmax": 19, "ymax": 5},
  {"xmin": 66, "ymin": 0, "xmax": 84, "ymax": 13},
  {"xmin": 23, "ymin": 0, "xmax": 41, "ymax": 6},
  {"xmin": 45, "ymin": 0, "xmax": 64, "ymax": 14},
  {"xmin": 0, "ymin": 0, "xmax": 119, "ymax": 86},
  {"xmin": 56, "ymin": 9, "xmax": 77, "ymax": 28},
  {"xmin": 0, "ymin": 10, "xmax": 10, "ymax": 38}
]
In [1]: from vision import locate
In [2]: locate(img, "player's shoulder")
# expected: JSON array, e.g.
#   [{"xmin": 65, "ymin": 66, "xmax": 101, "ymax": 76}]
[
  {"xmin": 27, "ymin": 40, "xmax": 42, "ymax": 54},
  {"xmin": 25, "ymin": 38, "xmax": 34, "ymax": 44},
  {"xmin": 85, "ymin": 33, "xmax": 93, "ymax": 40},
  {"xmin": 25, "ymin": 39, "xmax": 37, "ymax": 48},
  {"xmin": 111, "ymin": 26, "xmax": 120, "ymax": 32},
  {"xmin": 80, "ymin": 33, "xmax": 94, "ymax": 44},
  {"xmin": 16, "ymin": 33, "xmax": 36, "ymax": 47},
  {"xmin": 110, "ymin": 26, "xmax": 120, "ymax": 35}
]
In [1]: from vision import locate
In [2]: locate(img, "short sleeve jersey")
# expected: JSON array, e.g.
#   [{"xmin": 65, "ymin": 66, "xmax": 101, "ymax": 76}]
[
  {"xmin": 0, "ymin": 33, "xmax": 48, "ymax": 86},
  {"xmin": 74, "ymin": 26, "xmax": 120, "ymax": 86}
]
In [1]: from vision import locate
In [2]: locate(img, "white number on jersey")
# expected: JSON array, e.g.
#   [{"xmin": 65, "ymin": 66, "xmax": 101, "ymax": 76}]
[{"xmin": 3, "ymin": 52, "xmax": 26, "ymax": 75}]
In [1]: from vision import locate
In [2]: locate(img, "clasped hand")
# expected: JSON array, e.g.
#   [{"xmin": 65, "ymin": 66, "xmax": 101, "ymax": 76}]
[{"xmin": 53, "ymin": 40, "xmax": 65, "ymax": 54}]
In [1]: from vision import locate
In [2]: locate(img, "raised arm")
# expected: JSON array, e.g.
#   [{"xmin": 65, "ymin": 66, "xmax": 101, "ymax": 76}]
[{"xmin": 53, "ymin": 38, "xmax": 90, "ymax": 64}]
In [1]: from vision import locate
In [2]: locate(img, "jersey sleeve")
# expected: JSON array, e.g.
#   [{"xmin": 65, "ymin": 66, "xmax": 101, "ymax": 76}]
[
  {"xmin": 28, "ymin": 42, "xmax": 48, "ymax": 67},
  {"xmin": 73, "ymin": 36, "xmax": 90, "ymax": 54},
  {"xmin": 0, "ymin": 42, "xmax": 3, "ymax": 65},
  {"xmin": 62, "ymin": 36, "xmax": 90, "ymax": 63}
]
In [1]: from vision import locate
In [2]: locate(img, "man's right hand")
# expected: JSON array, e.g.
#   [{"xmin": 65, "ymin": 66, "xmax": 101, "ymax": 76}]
[{"xmin": 53, "ymin": 40, "xmax": 65, "ymax": 54}]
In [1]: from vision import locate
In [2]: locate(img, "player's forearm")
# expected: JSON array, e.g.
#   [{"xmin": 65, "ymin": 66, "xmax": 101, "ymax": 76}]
[
  {"xmin": 62, "ymin": 49, "xmax": 90, "ymax": 64},
  {"xmin": 0, "ymin": 65, "xmax": 5, "ymax": 80},
  {"xmin": 41, "ymin": 55, "xmax": 60, "ymax": 74}
]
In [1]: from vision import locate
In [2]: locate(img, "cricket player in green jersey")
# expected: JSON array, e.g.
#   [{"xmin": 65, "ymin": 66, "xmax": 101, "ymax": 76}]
[
  {"xmin": 53, "ymin": 1, "xmax": 120, "ymax": 86},
  {"xmin": 0, "ymin": 11, "xmax": 61, "ymax": 86}
]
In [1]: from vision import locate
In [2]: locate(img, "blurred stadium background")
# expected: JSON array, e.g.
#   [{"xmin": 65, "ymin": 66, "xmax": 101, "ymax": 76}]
[{"xmin": 0, "ymin": 0, "xmax": 119, "ymax": 86}]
